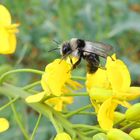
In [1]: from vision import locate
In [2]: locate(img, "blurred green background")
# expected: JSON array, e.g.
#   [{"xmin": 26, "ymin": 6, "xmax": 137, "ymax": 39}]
[{"xmin": 0, "ymin": 0, "xmax": 140, "ymax": 139}]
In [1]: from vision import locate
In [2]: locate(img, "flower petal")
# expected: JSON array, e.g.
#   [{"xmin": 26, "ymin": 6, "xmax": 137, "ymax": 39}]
[
  {"xmin": 113, "ymin": 99, "xmax": 131, "ymax": 108},
  {"xmin": 89, "ymin": 87, "xmax": 113, "ymax": 102},
  {"xmin": 0, "ymin": 27, "xmax": 9, "ymax": 53},
  {"xmin": 106, "ymin": 55, "xmax": 131, "ymax": 92},
  {"xmin": 86, "ymin": 68, "xmax": 110, "ymax": 92},
  {"xmin": 98, "ymin": 98, "xmax": 117, "ymax": 130},
  {"xmin": 54, "ymin": 100, "xmax": 63, "ymax": 111},
  {"xmin": 0, "ymin": 118, "xmax": 9, "ymax": 133},
  {"xmin": 90, "ymin": 99, "xmax": 100, "ymax": 113},
  {"xmin": 113, "ymin": 87, "xmax": 140, "ymax": 101},
  {"xmin": 61, "ymin": 97, "xmax": 73, "ymax": 104},
  {"xmin": 66, "ymin": 79, "xmax": 82, "ymax": 90},
  {"xmin": 41, "ymin": 59, "xmax": 71, "ymax": 96},
  {"xmin": 0, "ymin": 30, "xmax": 17, "ymax": 54},
  {"xmin": 7, "ymin": 32, "xmax": 16, "ymax": 53},
  {"xmin": 0, "ymin": 5, "xmax": 18, "ymax": 54},
  {"xmin": 45, "ymin": 96, "xmax": 73, "ymax": 111},
  {"xmin": 0, "ymin": 5, "xmax": 11, "ymax": 26},
  {"xmin": 126, "ymin": 87, "xmax": 140, "ymax": 100},
  {"xmin": 25, "ymin": 92, "xmax": 45, "ymax": 103}
]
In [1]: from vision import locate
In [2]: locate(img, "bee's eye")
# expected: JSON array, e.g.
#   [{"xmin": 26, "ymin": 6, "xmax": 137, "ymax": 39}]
[{"xmin": 62, "ymin": 43, "xmax": 71, "ymax": 55}]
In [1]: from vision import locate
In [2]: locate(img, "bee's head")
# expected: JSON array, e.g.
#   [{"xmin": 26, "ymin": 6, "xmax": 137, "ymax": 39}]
[
  {"xmin": 60, "ymin": 42, "xmax": 72, "ymax": 56},
  {"xmin": 60, "ymin": 38, "xmax": 85, "ymax": 56}
]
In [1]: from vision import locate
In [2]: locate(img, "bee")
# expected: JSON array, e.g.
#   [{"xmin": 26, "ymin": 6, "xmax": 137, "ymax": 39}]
[{"xmin": 60, "ymin": 38, "xmax": 113, "ymax": 73}]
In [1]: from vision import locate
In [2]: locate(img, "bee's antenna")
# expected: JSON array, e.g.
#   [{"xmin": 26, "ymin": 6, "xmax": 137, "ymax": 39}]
[
  {"xmin": 53, "ymin": 39, "xmax": 61, "ymax": 46},
  {"xmin": 59, "ymin": 55, "xmax": 66, "ymax": 64},
  {"xmin": 59, "ymin": 52, "xmax": 71, "ymax": 64},
  {"xmin": 48, "ymin": 39, "xmax": 61, "ymax": 52},
  {"xmin": 109, "ymin": 55, "xmax": 115, "ymax": 61},
  {"xmin": 48, "ymin": 47, "xmax": 60, "ymax": 52}
]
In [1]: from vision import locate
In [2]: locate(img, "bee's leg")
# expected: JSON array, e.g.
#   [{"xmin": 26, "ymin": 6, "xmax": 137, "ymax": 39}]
[
  {"xmin": 67, "ymin": 58, "xmax": 73, "ymax": 73},
  {"xmin": 93, "ymin": 55, "xmax": 106, "ymax": 70},
  {"xmin": 67, "ymin": 57, "xmax": 81, "ymax": 73},
  {"xmin": 72, "ymin": 57, "xmax": 82, "ymax": 70},
  {"xmin": 69, "ymin": 57, "xmax": 73, "ymax": 65},
  {"xmin": 109, "ymin": 55, "xmax": 115, "ymax": 61}
]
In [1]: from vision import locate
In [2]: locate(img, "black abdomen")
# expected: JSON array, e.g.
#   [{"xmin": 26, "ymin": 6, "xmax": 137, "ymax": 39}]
[{"xmin": 84, "ymin": 53, "xmax": 100, "ymax": 73}]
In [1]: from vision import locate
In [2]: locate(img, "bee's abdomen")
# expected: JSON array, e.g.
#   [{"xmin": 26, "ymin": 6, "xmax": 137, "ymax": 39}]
[
  {"xmin": 87, "ymin": 64, "xmax": 98, "ymax": 73},
  {"xmin": 84, "ymin": 54, "xmax": 100, "ymax": 73}
]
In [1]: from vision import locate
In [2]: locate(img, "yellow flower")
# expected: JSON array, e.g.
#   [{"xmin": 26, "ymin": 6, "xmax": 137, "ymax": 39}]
[
  {"xmin": 0, "ymin": 118, "xmax": 9, "ymax": 133},
  {"xmin": 86, "ymin": 68, "xmax": 111, "ymax": 92},
  {"xmin": 45, "ymin": 96, "xmax": 73, "ymax": 112},
  {"xmin": 26, "ymin": 59, "xmax": 82, "ymax": 111},
  {"xmin": 97, "ymin": 98, "xmax": 117, "ymax": 131},
  {"xmin": 54, "ymin": 132, "xmax": 72, "ymax": 140},
  {"xmin": 25, "ymin": 92, "xmax": 46, "ymax": 103},
  {"xmin": 65, "ymin": 56, "xmax": 78, "ymax": 67},
  {"xmin": 106, "ymin": 54, "xmax": 131, "ymax": 93},
  {"xmin": 87, "ymin": 54, "xmax": 140, "ymax": 130},
  {"xmin": 41, "ymin": 59, "xmax": 71, "ymax": 96},
  {"xmin": 0, "ymin": 5, "xmax": 19, "ymax": 54}
]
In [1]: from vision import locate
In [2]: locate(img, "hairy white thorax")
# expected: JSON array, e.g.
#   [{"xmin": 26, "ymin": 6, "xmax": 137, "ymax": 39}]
[
  {"xmin": 71, "ymin": 50, "xmax": 79, "ymax": 58},
  {"xmin": 70, "ymin": 38, "xmax": 78, "ymax": 51}
]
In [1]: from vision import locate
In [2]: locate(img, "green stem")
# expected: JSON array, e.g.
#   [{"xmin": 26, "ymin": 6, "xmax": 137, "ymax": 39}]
[
  {"xmin": 0, "ymin": 84, "xmax": 74, "ymax": 135},
  {"xmin": 0, "ymin": 84, "xmax": 91, "ymax": 139},
  {"xmin": 28, "ymin": 89, "xmax": 39, "ymax": 94},
  {"xmin": 65, "ymin": 104, "xmax": 92, "ymax": 118},
  {"xmin": 114, "ymin": 118, "xmax": 126, "ymax": 127},
  {"xmin": 30, "ymin": 113, "xmax": 42, "ymax": 140},
  {"xmin": 64, "ymin": 92, "xmax": 88, "ymax": 97},
  {"xmin": 121, "ymin": 121, "xmax": 137, "ymax": 131},
  {"xmin": 49, "ymin": 112, "xmax": 63, "ymax": 133},
  {"xmin": 45, "ymin": 92, "xmax": 88, "ymax": 100},
  {"xmin": 62, "ymin": 111, "xmax": 96, "ymax": 116},
  {"xmin": 0, "ymin": 69, "xmax": 44, "ymax": 84},
  {"xmin": 9, "ymin": 98, "xmax": 30, "ymax": 140},
  {"xmin": 76, "ymin": 112, "xmax": 96, "ymax": 116},
  {"xmin": 72, "ymin": 124, "xmax": 104, "ymax": 132},
  {"xmin": 72, "ymin": 76, "xmax": 86, "ymax": 81},
  {"xmin": 0, "ymin": 97, "xmax": 18, "ymax": 111},
  {"xmin": 84, "ymin": 129, "xmax": 98, "ymax": 135},
  {"xmin": 54, "ymin": 113, "xmax": 76, "ymax": 138},
  {"xmin": 22, "ymin": 81, "xmax": 41, "ymax": 90}
]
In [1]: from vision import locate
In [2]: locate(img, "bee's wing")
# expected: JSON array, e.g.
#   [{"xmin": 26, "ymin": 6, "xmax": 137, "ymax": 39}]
[{"xmin": 84, "ymin": 41, "xmax": 113, "ymax": 58}]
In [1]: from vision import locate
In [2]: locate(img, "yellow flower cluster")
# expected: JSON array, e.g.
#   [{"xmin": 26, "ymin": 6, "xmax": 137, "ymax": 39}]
[
  {"xmin": 26, "ymin": 59, "xmax": 82, "ymax": 111},
  {"xmin": 86, "ymin": 54, "xmax": 140, "ymax": 130},
  {"xmin": 0, "ymin": 4, "xmax": 19, "ymax": 54},
  {"xmin": 1, "ymin": 3, "xmax": 140, "ymax": 139},
  {"xmin": 0, "ymin": 4, "xmax": 17, "ymax": 133}
]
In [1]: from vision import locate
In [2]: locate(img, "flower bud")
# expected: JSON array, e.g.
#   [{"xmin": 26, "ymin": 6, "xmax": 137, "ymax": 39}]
[
  {"xmin": 93, "ymin": 133, "xmax": 108, "ymax": 140},
  {"xmin": 125, "ymin": 103, "xmax": 140, "ymax": 121},
  {"xmin": 114, "ymin": 112, "xmax": 125, "ymax": 124},
  {"xmin": 129, "ymin": 128, "xmax": 140, "ymax": 140},
  {"xmin": 107, "ymin": 129, "xmax": 134, "ymax": 140},
  {"xmin": 0, "ymin": 118, "xmax": 9, "ymax": 133},
  {"xmin": 54, "ymin": 132, "xmax": 71, "ymax": 140}
]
